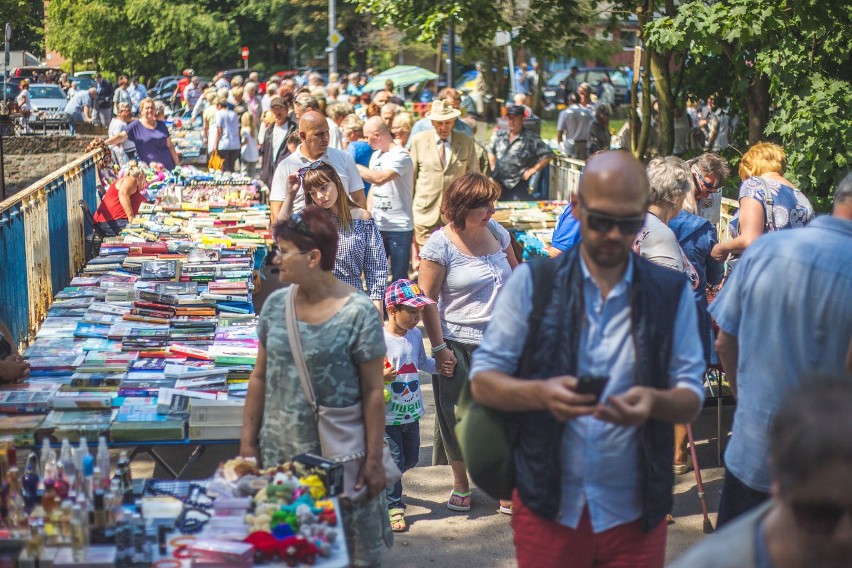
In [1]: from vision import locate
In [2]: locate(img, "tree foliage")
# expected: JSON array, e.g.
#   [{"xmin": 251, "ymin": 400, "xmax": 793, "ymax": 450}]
[
  {"xmin": 645, "ymin": 0, "xmax": 852, "ymax": 202},
  {"xmin": 2, "ymin": 0, "xmax": 44, "ymax": 57},
  {"xmin": 350, "ymin": 0, "xmax": 588, "ymax": 59},
  {"xmin": 46, "ymin": 0, "xmax": 238, "ymax": 79}
]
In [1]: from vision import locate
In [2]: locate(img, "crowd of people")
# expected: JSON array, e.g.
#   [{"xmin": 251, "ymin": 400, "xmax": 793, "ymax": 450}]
[{"xmin": 73, "ymin": 62, "xmax": 852, "ymax": 568}]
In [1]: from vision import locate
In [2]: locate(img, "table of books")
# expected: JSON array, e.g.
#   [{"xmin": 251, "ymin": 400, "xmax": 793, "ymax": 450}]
[
  {"xmin": 0, "ymin": 167, "xmax": 271, "ymax": 479},
  {"xmin": 493, "ymin": 200, "xmax": 566, "ymax": 259}
]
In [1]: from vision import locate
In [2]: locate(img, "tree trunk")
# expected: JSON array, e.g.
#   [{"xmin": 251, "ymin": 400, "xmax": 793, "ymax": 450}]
[
  {"xmin": 650, "ymin": 50, "xmax": 674, "ymax": 156},
  {"xmin": 746, "ymin": 74, "xmax": 770, "ymax": 145},
  {"xmin": 635, "ymin": 0, "xmax": 653, "ymax": 160},
  {"xmin": 531, "ymin": 56, "xmax": 546, "ymax": 116}
]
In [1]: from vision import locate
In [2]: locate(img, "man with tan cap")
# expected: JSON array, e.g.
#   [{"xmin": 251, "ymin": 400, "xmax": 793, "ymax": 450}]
[{"xmin": 409, "ymin": 99, "xmax": 481, "ymax": 247}]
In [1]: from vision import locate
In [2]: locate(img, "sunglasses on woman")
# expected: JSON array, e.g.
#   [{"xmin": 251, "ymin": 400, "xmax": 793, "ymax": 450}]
[
  {"xmin": 578, "ymin": 195, "xmax": 646, "ymax": 235},
  {"xmin": 297, "ymin": 160, "xmax": 329, "ymax": 180},
  {"xmin": 286, "ymin": 212, "xmax": 314, "ymax": 238},
  {"xmin": 691, "ymin": 166, "xmax": 719, "ymax": 194}
]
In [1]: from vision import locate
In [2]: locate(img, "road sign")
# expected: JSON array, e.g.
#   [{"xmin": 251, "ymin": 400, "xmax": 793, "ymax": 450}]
[
  {"xmin": 328, "ymin": 29, "xmax": 344, "ymax": 49},
  {"xmin": 241, "ymin": 46, "xmax": 249, "ymax": 61}
]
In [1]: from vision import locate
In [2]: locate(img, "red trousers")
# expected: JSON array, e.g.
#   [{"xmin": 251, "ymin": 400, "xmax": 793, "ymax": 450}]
[{"xmin": 512, "ymin": 491, "xmax": 667, "ymax": 568}]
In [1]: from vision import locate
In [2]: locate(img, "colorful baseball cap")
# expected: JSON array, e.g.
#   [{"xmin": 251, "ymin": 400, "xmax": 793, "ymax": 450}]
[{"xmin": 385, "ymin": 279, "xmax": 435, "ymax": 309}]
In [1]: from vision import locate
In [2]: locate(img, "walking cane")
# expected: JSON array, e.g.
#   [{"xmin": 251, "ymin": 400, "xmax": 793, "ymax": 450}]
[{"xmin": 687, "ymin": 423, "xmax": 714, "ymax": 533}]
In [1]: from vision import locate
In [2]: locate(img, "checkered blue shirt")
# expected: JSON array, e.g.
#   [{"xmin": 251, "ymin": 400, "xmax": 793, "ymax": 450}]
[{"xmin": 333, "ymin": 217, "xmax": 389, "ymax": 301}]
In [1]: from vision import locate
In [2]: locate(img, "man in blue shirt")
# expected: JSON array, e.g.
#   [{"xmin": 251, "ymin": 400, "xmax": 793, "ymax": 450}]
[
  {"xmin": 672, "ymin": 378, "xmax": 852, "ymax": 568},
  {"xmin": 548, "ymin": 201, "xmax": 581, "ymax": 256},
  {"xmin": 471, "ymin": 151, "xmax": 705, "ymax": 568},
  {"xmin": 710, "ymin": 172, "xmax": 852, "ymax": 527}
]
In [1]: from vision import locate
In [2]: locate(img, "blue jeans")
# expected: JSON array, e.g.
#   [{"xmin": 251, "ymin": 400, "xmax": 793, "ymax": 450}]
[
  {"xmin": 385, "ymin": 421, "xmax": 420, "ymax": 509},
  {"xmin": 381, "ymin": 230, "xmax": 414, "ymax": 284}
]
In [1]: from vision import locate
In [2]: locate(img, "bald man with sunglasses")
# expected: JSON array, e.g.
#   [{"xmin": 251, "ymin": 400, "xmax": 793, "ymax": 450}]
[{"xmin": 470, "ymin": 151, "xmax": 705, "ymax": 568}]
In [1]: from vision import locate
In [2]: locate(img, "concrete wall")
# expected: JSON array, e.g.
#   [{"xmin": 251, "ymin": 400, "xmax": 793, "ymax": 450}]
[{"xmin": 2, "ymin": 135, "xmax": 97, "ymax": 198}]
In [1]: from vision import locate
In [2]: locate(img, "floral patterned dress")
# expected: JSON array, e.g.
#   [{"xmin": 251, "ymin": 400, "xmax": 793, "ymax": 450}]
[{"xmin": 257, "ymin": 287, "xmax": 392, "ymax": 566}]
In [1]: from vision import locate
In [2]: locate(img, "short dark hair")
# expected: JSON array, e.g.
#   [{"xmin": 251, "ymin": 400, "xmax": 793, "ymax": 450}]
[
  {"xmin": 271, "ymin": 205, "xmax": 338, "ymax": 271},
  {"xmin": 770, "ymin": 376, "xmax": 852, "ymax": 495},
  {"xmin": 441, "ymin": 173, "xmax": 501, "ymax": 230},
  {"xmin": 688, "ymin": 153, "xmax": 730, "ymax": 183}
]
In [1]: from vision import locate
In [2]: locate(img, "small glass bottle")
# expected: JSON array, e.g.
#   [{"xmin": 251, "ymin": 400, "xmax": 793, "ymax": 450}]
[{"xmin": 70, "ymin": 503, "xmax": 85, "ymax": 562}]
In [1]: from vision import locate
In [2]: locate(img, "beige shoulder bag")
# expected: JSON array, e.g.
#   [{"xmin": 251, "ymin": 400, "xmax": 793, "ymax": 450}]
[{"xmin": 286, "ymin": 286, "xmax": 401, "ymax": 501}]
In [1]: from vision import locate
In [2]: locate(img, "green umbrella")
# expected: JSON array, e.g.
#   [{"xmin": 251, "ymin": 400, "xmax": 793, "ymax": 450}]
[{"xmin": 361, "ymin": 65, "xmax": 439, "ymax": 92}]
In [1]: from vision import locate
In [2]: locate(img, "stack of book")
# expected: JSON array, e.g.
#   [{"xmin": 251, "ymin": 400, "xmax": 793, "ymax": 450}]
[{"xmin": 5, "ymin": 188, "xmax": 270, "ymax": 446}]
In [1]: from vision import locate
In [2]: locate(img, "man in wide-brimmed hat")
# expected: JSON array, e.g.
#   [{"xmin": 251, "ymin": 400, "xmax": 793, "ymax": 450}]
[{"xmin": 409, "ymin": 99, "xmax": 481, "ymax": 249}]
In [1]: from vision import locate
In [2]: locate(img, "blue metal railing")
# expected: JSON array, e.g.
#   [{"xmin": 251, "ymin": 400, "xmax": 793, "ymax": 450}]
[{"xmin": 0, "ymin": 150, "xmax": 103, "ymax": 349}]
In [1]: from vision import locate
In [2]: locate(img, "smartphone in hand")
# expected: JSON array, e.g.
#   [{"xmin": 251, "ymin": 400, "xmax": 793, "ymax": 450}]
[{"xmin": 575, "ymin": 376, "xmax": 610, "ymax": 403}]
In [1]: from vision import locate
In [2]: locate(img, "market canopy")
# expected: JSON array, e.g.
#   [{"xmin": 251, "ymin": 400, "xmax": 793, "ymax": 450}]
[{"xmin": 361, "ymin": 65, "xmax": 439, "ymax": 92}]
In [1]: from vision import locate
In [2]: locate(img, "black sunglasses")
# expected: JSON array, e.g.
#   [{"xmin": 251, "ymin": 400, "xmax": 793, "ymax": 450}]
[
  {"xmin": 578, "ymin": 195, "xmax": 646, "ymax": 235},
  {"xmin": 286, "ymin": 212, "xmax": 314, "ymax": 239},
  {"xmin": 391, "ymin": 380, "xmax": 419, "ymax": 394},
  {"xmin": 297, "ymin": 160, "xmax": 329, "ymax": 180},
  {"xmin": 791, "ymin": 500, "xmax": 852, "ymax": 536}
]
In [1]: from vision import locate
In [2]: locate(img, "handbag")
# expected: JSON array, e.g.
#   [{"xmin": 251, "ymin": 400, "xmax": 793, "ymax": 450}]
[
  {"xmin": 208, "ymin": 150, "xmax": 224, "ymax": 171},
  {"xmin": 285, "ymin": 286, "xmax": 401, "ymax": 501},
  {"xmin": 757, "ymin": 177, "xmax": 777, "ymax": 232},
  {"xmin": 454, "ymin": 258, "xmax": 556, "ymax": 500}
]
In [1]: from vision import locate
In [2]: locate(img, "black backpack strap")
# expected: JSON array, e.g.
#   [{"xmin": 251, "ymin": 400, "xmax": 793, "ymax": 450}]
[{"xmin": 517, "ymin": 258, "xmax": 557, "ymax": 378}]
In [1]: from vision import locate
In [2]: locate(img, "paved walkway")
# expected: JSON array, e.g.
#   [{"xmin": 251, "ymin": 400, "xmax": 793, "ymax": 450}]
[
  {"xmin": 381, "ymin": 374, "xmax": 730, "ymax": 566},
  {"xmin": 131, "ymin": 368, "xmax": 732, "ymax": 567}
]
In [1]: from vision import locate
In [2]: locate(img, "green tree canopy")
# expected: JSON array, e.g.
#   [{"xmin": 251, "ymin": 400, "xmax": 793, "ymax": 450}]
[
  {"xmin": 46, "ymin": 0, "xmax": 238, "ymax": 79},
  {"xmin": 646, "ymin": 0, "xmax": 852, "ymax": 203},
  {"xmin": 2, "ymin": 0, "xmax": 44, "ymax": 57}
]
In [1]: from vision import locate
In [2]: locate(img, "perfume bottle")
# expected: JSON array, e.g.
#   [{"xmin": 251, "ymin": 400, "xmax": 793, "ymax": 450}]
[
  {"xmin": 22, "ymin": 453, "xmax": 40, "ymax": 511},
  {"xmin": 40, "ymin": 439, "xmax": 56, "ymax": 484},
  {"xmin": 53, "ymin": 463, "xmax": 70, "ymax": 500},
  {"xmin": 96, "ymin": 436, "xmax": 110, "ymax": 487},
  {"xmin": 7, "ymin": 468, "xmax": 26, "ymax": 529},
  {"xmin": 70, "ymin": 503, "xmax": 86, "ymax": 562}
]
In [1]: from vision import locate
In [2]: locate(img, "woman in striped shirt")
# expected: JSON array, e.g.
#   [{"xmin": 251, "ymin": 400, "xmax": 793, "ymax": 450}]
[{"xmin": 279, "ymin": 160, "xmax": 389, "ymax": 313}]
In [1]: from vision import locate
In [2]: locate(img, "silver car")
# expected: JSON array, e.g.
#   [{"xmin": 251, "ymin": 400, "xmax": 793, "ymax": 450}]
[{"xmin": 27, "ymin": 83, "xmax": 68, "ymax": 115}]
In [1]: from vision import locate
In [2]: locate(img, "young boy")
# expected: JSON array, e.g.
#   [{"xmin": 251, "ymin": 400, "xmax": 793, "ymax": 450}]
[{"xmin": 383, "ymin": 279, "xmax": 452, "ymax": 532}]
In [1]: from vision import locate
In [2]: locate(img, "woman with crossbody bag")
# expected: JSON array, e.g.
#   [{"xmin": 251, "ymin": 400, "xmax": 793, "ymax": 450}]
[
  {"xmin": 711, "ymin": 142, "xmax": 814, "ymax": 266},
  {"xmin": 240, "ymin": 205, "xmax": 394, "ymax": 565}
]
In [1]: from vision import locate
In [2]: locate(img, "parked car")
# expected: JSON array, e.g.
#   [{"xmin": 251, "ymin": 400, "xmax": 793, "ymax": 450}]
[
  {"xmin": 1, "ymin": 82, "xmax": 21, "ymax": 112},
  {"xmin": 543, "ymin": 67, "xmax": 631, "ymax": 109},
  {"xmin": 9, "ymin": 66, "xmax": 63, "ymax": 80},
  {"xmin": 149, "ymin": 75, "xmax": 183, "ymax": 99},
  {"xmin": 27, "ymin": 84, "xmax": 68, "ymax": 113},
  {"xmin": 70, "ymin": 76, "xmax": 95, "ymax": 92}
]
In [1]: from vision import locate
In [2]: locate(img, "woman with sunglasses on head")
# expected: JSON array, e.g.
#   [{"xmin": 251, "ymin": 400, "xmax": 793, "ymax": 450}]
[
  {"xmin": 279, "ymin": 161, "xmax": 389, "ymax": 313},
  {"xmin": 240, "ymin": 205, "xmax": 392, "ymax": 565},
  {"xmin": 711, "ymin": 142, "xmax": 813, "ymax": 265},
  {"xmin": 418, "ymin": 173, "xmax": 519, "ymax": 515}
]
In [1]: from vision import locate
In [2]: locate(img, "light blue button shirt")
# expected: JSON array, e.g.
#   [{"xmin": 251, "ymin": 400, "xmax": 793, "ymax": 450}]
[
  {"xmin": 709, "ymin": 215, "xmax": 852, "ymax": 493},
  {"xmin": 471, "ymin": 255, "xmax": 705, "ymax": 532}
]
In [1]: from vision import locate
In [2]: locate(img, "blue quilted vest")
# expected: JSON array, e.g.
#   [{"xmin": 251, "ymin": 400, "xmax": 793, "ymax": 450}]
[{"xmin": 514, "ymin": 247, "xmax": 686, "ymax": 532}]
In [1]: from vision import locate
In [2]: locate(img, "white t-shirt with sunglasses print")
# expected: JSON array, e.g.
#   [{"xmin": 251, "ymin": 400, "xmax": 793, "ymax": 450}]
[
  {"xmin": 269, "ymin": 145, "xmax": 365, "ymax": 212},
  {"xmin": 383, "ymin": 327, "xmax": 436, "ymax": 425}
]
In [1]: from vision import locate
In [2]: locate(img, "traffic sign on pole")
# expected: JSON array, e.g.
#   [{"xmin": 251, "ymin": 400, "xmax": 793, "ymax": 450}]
[
  {"xmin": 328, "ymin": 29, "xmax": 344, "ymax": 49},
  {"xmin": 241, "ymin": 46, "xmax": 249, "ymax": 60}
]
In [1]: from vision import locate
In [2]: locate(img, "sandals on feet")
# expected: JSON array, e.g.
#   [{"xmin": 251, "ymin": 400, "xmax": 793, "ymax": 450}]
[
  {"xmin": 498, "ymin": 504, "xmax": 513, "ymax": 515},
  {"xmin": 447, "ymin": 490, "xmax": 472, "ymax": 512},
  {"xmin": 389, "ymin": 508, "xmax": 407, "ymax": 532}
]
